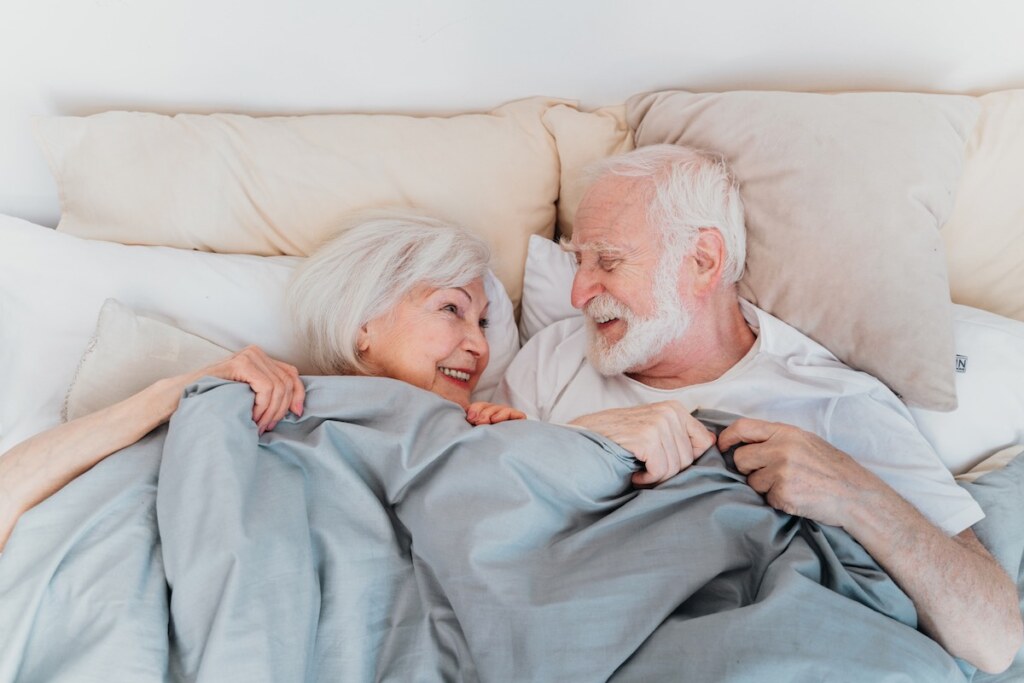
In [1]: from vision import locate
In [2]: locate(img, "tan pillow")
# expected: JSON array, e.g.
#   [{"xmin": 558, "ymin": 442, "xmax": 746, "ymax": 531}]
[
  {"xmin": 541, "ymin": 104, "xmax": 634, "ymax": 238},
  {"xmin": 942, "ymin": 90, "xmax": 1024, "ymax": 323},
  {"xmin": 626, "ymin": 90, "xmax": 980, "ymax": 410},
  {"xmin": 956, "ymin": 445, "xmax": 1024, "ymax": 483},
  {"xmin": 64, "ymin": 299, "xmax": 230, "ymax": 422},
  {"xmin": 35, "ymin": 97, "xmax": 566, "ymax": 309}
]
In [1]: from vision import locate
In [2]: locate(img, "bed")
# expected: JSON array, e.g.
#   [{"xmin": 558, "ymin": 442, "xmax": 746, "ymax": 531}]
[{"xmin": 1, "ymin": 8, "xmax": 1024, "ymax": 680}]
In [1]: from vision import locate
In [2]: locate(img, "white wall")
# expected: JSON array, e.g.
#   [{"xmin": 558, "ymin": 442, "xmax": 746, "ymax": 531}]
[{"xmin": 2, "ymin": 0, "xmax": 1023, "ymax": 226}]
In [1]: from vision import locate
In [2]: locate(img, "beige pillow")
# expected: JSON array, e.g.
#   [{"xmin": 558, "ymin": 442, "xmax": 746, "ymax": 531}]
[
  {"xmin": 541, "ymin": 104, "xmax": 634, "ymax": 238},
  {"xmin": 942, "ymin": 90, "xmax": 1024, "ymax": 323},
  {"xmin": 625, "ymin": 90, "xmax": 980, "ymax": 410},
  {"xmin": 956, "ymin": 445, "xmax": 1024, "ymax": 484},
  {"xmin": 35, "ymin": 97, "xmax": 567, "ymax": 309},
  {"xmin": 64, "ymin": 299, "xmax": 230, "ymax": 422}
]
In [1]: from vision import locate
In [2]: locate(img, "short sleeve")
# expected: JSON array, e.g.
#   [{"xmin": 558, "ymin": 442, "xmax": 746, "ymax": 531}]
[{"xmin": 826, "ymin": 393, "xmax": 984, "ymax": 535}]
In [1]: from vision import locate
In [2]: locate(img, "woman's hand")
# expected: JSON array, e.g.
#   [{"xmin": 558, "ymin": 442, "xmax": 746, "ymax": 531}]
[
  {"xmin": 465, "ymin": 402, "xmax": 527, "ymax": 426},
  {"xmin": 195, "ymin": 346, "xmax": 306, "ymax": 434}
]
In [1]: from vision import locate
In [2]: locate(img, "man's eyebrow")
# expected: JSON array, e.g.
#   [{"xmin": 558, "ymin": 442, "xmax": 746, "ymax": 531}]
[
  {"xmin": 558, "ymin": 237, "xmax": 579, "ymax": 254},
  {"xmin": 560, "ymin": 239, "xmax": 628, "ymax": 258}
]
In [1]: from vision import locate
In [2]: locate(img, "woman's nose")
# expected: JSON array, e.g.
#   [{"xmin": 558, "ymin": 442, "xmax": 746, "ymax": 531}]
[{"xmin": 464, "ymin": 322, "xmax": 488, "ymax": 357}]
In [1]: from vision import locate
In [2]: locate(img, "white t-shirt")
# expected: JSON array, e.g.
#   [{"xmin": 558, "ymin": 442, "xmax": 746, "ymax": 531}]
[{"xmin": 496, "ymin": 300, "xmax": 983, "ymax": 536}]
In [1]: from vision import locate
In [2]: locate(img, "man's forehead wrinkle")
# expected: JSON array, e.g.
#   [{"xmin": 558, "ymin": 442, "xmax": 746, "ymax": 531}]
[{"xmin": 575, "ymin": 176, "xmax": 654, "ymax": 247}]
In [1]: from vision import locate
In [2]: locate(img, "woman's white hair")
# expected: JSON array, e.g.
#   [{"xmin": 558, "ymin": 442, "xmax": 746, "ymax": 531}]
[
  {"xmin": 583, "ymin": 144, "xmax": 747, "ymax": 284},
  {"xmin": 288, "ymin": 212, "xmax": 491, "ymax": 375}
]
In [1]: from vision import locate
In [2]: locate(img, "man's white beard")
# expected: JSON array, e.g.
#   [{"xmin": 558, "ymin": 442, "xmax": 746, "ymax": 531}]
[{"xmin": 584, "ymin": 261, "xmax": 691, "ymax": 376}]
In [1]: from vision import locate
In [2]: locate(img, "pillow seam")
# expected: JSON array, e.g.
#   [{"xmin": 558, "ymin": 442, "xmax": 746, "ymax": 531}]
[
  {"xmin": 61, "ymin": 312, "xmax": 105, "ymax": 423},
  {"xmin": 31, "ymin": 118, "xmax": 69, "ymax": 228}
]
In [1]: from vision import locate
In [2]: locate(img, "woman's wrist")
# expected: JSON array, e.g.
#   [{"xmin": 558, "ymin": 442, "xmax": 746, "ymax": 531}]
[
  {"xmin": 0, "ymin": 482, "xmax": 26, "ymax": 553},
  {"xmin": 144, "ymin": 373, "xmax": 199, "ymax": 425}
]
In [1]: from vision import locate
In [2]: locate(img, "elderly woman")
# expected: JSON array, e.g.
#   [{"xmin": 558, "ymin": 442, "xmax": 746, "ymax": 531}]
[{"xmin": 0, "ymin": 214, "xmax": 524, "ymax": 553}]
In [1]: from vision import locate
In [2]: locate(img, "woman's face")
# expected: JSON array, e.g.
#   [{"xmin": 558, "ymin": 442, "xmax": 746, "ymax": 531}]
[{"xmin": 359, "ymin": 277, "xmax": 490, "ymax": 408}]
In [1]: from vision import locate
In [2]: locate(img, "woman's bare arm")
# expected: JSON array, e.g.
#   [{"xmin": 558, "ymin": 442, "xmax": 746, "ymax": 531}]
[{"xmin": 0, "ymin": 346, "xmax": 304, "ymax": 552}]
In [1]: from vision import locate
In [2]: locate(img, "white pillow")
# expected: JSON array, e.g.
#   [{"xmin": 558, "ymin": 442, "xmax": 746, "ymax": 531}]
[
  {"xmin": 520, "ymin": 234, "xmax": 1024, "ymax": 474},
  {"xmin": 909, "ymin": 305, "xmax": 1024, "ymax": 474},
  {"xmin": 519, "ymin": 234, "xmax": 579, "ymax": 343},
  {"xmin": 0, "ymin": 216, "xmax": 518, "ymax": 454}
]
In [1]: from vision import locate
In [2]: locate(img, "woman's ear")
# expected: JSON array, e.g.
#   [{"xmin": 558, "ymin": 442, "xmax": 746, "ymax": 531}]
[
  {"xmin": 357, "ymin": 323, "xmax": 371, "ymax": 354},
  {"xmin": 691, "ymin": 228, "xmax": 726, "ymax": 294}
]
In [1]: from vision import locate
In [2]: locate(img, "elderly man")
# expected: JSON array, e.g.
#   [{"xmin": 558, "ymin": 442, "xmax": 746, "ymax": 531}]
[{"xmin": 496, "ymin": 144, "xmax": 1022, "ymax": 672}]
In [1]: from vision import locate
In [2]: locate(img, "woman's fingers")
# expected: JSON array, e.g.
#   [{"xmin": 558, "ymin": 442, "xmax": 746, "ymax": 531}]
[
  {"xmin": 466, "ymin": 402, "xmax": 526, "ymax": 425},
  {"xmin": 201, "ymin": 346, "xmax": 304, "ymax": 433},
  {"xmin": 267, "ymin": 361, "xmax": 305, "ymax": 431},
  {"xmin": 260, "ymin": 358, "xmax": 297, "ymax": 433},
  {"xmin": 280, "ymin": 362, "xmax": 305, "ymax": 417}
]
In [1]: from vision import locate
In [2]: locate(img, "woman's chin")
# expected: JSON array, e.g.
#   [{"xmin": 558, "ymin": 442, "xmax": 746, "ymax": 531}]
[{"xmin": 432, "ymin": 372, "xmax": 477, "ymax": 408}]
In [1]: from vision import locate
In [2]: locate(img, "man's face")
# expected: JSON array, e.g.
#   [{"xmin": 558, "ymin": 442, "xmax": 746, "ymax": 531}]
[{"xmin": 568, "ymin": 176, "xmax": 690, "ymax": 375}]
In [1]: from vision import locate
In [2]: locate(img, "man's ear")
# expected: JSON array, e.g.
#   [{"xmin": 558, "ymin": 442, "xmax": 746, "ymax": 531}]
[{"xmin": 690, "ymin": 228, "xmax": 726, "ymax": 295}]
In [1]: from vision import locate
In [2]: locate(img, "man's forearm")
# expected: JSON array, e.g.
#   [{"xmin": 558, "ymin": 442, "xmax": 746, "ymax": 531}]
[{"xmin": 846, "ymin": 489, "xmax": 1022, "ymax": 673}]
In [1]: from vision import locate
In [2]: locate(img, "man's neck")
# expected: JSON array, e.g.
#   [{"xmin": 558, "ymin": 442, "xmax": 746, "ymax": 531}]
[{"xmin": 626, "ymin": 296, "xmax": 756, "ymax": 390}]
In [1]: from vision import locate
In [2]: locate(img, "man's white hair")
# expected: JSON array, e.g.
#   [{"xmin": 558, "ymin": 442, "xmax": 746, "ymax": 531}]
[
  {"xmin": 583, "ymin": 144, "xmax": 747, "ymax": 285},
  {"xmin": 288, "ymin": 212, "xmax": 491, "ymax": 375}
]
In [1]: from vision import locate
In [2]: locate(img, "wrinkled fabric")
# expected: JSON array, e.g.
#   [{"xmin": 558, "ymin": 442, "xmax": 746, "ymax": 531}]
[
  {"xmin": 0, "ymin": 429, "xmax": 169, "ymax": 682},
  {"xmin": 0, "ymin": 376, "xmax": 969, "ymax": 682}
]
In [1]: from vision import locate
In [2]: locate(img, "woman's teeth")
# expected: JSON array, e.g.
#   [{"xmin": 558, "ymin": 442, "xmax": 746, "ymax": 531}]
[{"xmin": 439, "ymin": 367, "xmax": 470, "ymax": 381}]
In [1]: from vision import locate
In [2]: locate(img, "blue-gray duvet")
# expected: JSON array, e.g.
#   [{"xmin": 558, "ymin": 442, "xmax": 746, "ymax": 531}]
[{"xmin": 0, "ymin": 376, "xmax": 987, "ymax": 681}]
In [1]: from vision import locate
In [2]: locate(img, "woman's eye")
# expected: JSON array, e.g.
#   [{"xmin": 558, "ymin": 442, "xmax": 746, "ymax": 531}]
[
  {"xmin": 442, "ymin": 304, "xmax": 459, "ymax": 314},
  {"xmin": 479, "ymin": 318, "xmax": 490, "ymax": 330}
]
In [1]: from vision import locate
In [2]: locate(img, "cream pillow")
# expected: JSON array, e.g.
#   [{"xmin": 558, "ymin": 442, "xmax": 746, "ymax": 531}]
[
  {"xmin": 956, "ymin": 446, "xmax": 1024, "ymax": 484},
  {"xmin": 942, "ymin": 90, "xmax": 1024, "ymax": 323},
  {"xmin": 625, "ymin": 90, "xmax": 980, "ymax": 410},
  {"xmin": 63, "ymin": 300, "xmax": 231, "ymax": 422},
  {"xmin": 541, "ymin": 104, "xmax": 634, "ymax": 238},
  {"xmin": 35, "ymin": 97, "xmax": 567, "ymax": 309}
]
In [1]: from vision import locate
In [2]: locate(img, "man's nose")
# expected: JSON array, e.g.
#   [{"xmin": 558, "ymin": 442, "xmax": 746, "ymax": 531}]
[{"xmin": 570, "ymin": 268, "xmax": 602, "ymax": 310}]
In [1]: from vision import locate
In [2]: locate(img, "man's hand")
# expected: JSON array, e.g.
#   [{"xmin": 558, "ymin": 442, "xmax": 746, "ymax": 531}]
[
  {"xmin": 570, "ymin": 401, "xmax": 715, "ymax": 487},
  {"xmin": 720, "ymin": 418, "xmax": 1024, "ymax": 672},
  {"xmin": 717, "ymin": 418, "xmax": 883, "ymax": 527}
]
